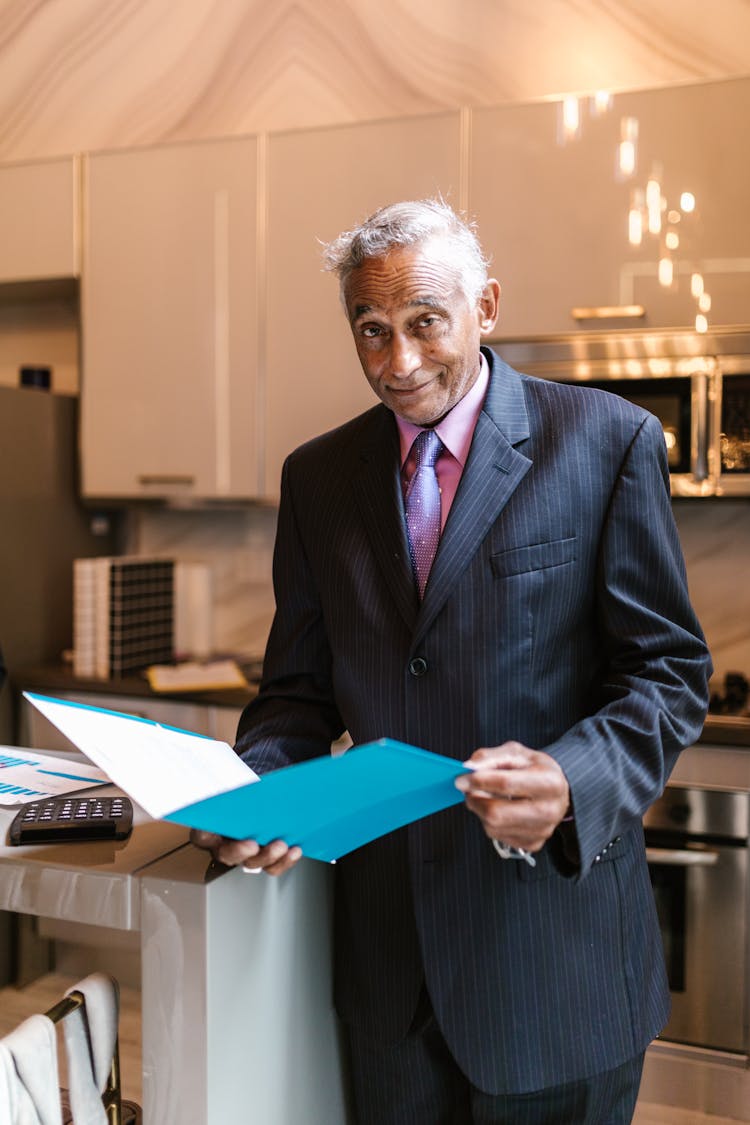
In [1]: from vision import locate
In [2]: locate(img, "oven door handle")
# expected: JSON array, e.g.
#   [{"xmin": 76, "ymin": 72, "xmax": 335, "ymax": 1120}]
[{"xmin": 645, "ymin": 846, "xmax": 719, "ymax": 867}]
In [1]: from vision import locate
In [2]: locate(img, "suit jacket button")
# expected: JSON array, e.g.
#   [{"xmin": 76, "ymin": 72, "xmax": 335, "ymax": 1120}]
[{"xmin": 409, "ymin": 657, "xmax": 428, "ymax": 677}]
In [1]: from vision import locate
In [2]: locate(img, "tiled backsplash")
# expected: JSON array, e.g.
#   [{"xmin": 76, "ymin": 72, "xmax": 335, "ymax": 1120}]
[
  {"xmin": 126, "ymin": 506, "xmax": 277, "ymax": 661},
  {"xmin": 129, "ymin": 498, "xmax": 750, "ymax": 690}
]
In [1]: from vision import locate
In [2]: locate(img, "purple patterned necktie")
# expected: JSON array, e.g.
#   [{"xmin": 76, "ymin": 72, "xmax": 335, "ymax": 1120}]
[{"xmin": 405, "ymin": 428, "xmax": 444, "ymax": 598}]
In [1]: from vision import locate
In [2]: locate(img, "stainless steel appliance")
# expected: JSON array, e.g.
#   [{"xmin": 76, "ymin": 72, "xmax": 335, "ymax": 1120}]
[
  {"xmin": 0, "ymin": 386, "xmax": 119, "ymax": 744},
  {"xmin": 713, "ymin": 366, "xmax": 750, "ymax": 495},
  {"xmin": 644, "ymin": 784, "xmax": 750, "ymax": 1054},
  {"xmin": 496, "ymin": 327, "xmax": 750, "ymax": 497}
]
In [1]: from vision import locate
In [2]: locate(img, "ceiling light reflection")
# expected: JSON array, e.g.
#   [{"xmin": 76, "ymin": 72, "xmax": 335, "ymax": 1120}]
[
  {"xmin": 592, "ymin": 91, "xmax": 613, "ymax": 115},
  {"xmin": 658, "ymin": 257, "xmax": 674, "ymax": 287},
  {"xmin": 618, "ymin": 117, "xmax": 638, "ymax": 177},
  {"xmin": 559, "ymin": 96, "xmax": 581, "ymax": 142},
  {"xmin": 646, "ymin": 178, "xmax": 662, "ymax": 234},
  {"xmin": 628, "ymin": 207, "xmax": 643, "ymax": 246}
]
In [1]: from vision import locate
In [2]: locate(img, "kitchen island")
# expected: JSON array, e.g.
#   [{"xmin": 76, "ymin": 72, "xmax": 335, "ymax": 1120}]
[{"xmin": 0, "ymin": 753, "xmax": 349, "ymax": 1125}]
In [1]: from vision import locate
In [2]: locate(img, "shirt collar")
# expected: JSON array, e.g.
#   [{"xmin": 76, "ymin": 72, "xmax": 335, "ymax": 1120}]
[{"xmin": 396, "ymin": 352, "xmax": 489, "ymax": 468}]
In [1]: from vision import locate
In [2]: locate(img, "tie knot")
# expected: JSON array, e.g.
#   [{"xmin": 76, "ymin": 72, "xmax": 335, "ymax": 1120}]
[{"xmin": 412, "ymin": 428, "xmax": 443, "ymax": 470}]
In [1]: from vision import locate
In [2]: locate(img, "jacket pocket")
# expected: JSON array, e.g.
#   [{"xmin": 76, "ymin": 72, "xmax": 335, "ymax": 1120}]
[{"xmin": 490, "ymin": 536, "xmax": 577, "ymax": 578}]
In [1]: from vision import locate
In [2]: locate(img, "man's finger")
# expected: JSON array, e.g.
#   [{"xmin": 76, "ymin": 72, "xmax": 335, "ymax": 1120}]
[{"xmin": 190, "ymin": 828, "xmax": 224, "ymax": 850}]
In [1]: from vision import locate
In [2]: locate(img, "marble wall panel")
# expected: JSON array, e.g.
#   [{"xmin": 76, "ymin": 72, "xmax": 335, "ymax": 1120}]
[
  {"xmin": 673, "ymin": 499, "xmax": 750, "ymax": 690},
  {"xmin": 1, "ymin": 0, "xmax": 750, "ymax": 162},
  {"xmin": 126, "ymin": 505, "xmax": 277, "ymax": 660},
  {"xmin": 130, "ymin": 496, "xmax": 750, "ymax": 693}
]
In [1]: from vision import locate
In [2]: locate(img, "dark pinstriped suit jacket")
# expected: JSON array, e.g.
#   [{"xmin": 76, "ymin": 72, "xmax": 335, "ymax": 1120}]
[{"xmin": 235, "ymin": 347, "xmax": 711, "ymax": 1096}]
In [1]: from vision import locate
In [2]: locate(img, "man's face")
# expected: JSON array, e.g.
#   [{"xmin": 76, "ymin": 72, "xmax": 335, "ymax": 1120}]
[{"xmin": 344, "ymin": 237, "xmax": 500, "ymax": 427}]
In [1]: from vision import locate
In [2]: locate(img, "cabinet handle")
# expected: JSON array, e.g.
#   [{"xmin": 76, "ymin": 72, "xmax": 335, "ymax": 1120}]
[
  {"xmin": 137, "ymin": 474, "xmax": 195, "ymax": 486},
  {"xmin": 645, "ymin": 847, "xmax": 719, "ymax": 867},
  {"xmin": 570, "ymin": 305, "xmax": 646, "ymax": 320}
]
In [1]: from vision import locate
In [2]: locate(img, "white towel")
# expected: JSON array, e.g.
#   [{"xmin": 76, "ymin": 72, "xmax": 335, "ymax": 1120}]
[
  {"xmin": 0, "ymin": 1013, "xmax": 63, "ymax": 1125},
  {"xmin": 0, "ymin": 1042, "xmax": 21, "ymax": 1122},
  {"xmin": 62, "ymin": 973, "xmax": 119, "ymax": 1125}
]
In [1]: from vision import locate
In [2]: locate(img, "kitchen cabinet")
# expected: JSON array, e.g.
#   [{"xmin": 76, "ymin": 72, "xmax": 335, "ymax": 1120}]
[
  {"xmin": 262, "ymin": 112, "xmax": 463, "ymax": 498},
  {"xmin": 68, "ymin": 76, "xmax": 750, "ymax": 499},
  {"xmin": 470, "ymin": 76, "xmax": 750, "ymax": 337},
  {"xmin": 0, "ymin": 157, "xmax": 79, "ymax": 283},
  {"xmin": 81, "ymin": 138, "xmax": 260, "ymax": 501}
]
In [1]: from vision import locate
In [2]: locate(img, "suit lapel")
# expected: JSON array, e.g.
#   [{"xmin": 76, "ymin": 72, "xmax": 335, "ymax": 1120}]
[
  {"xmin": 350, "ymin": 406, "xmax": 419, "ymax": 630},
  {"xmin": 415, "ymin": 351, "xmax": 532, "ymax": 641}
]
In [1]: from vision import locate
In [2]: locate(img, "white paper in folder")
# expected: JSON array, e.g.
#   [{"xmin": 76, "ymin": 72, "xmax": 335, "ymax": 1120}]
[{"xmin": 24, "ymin": 692, "xmax": 258, "ymax": 820}]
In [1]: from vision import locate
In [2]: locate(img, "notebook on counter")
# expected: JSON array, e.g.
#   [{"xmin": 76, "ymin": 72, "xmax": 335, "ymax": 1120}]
[{"xmin": 23, "ymin": 693, "xmax": 469, "ymax": 862}]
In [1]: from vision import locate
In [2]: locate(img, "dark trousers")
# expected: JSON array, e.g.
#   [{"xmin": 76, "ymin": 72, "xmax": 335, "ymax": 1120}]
[{"xmin": 346, "ymin": 994, "xmax": 645, "ymax": 1125}]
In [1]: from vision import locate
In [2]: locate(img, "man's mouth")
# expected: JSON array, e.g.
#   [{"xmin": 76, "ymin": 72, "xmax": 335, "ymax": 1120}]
[{"xmin": 390, "ymin": 382, "xmax": 430, "ymax": 396}]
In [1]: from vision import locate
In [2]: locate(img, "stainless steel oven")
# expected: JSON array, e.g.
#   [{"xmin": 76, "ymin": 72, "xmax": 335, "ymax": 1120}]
[
  {"xmin": 643, "ymin": 785, "xmax": 750, "ymax": 1054},
  {"xmin": 496, "ymin": 328, "xmax": 750, "ymax": 497},
  {"xmin": 714, "ymin": 363, "xmax": 750, "ymax": 495}
]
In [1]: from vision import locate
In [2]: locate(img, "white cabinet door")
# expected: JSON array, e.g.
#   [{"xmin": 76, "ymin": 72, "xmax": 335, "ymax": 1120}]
[
  {"xmin": 612, "ymin": 76, "xmax": 750, "ymax": 330},
  {"xmin": 0, "ymin": 157, "xmax": 79, "ymax": 282},
  {"xmin": 81, "ymin": 138, "xmax": 260, "ymax": 500},
  {"xmin": 263, "ymin": 112, "xmax": 463, "ymax": 498},
  {"xmin": 470, "ymin": 76, "xmax": 750, "ymax": 337}
]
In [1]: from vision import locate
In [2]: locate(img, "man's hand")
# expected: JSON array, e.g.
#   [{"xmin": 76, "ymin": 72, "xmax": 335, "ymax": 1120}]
[
  {"xmin": 455, "ymin": 742, "xmax": 570, "ymax": 854},
  {"xmin": 190, "ymin": 829, "xmax": 302, "ymax": 876}
]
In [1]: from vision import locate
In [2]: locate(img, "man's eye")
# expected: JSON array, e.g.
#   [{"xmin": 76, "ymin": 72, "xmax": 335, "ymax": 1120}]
[
  {"xmin": 416, "ymin": 316, "xmax": 439, "ymax": 330},
  {"xmin": 360, "ymin": 324, "xmax": 383, "ymax": 338}
]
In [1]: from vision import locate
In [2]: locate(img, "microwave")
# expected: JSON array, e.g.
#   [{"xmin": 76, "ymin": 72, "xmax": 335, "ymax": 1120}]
[
  {"xmin": 495, "ymin": 328, "xmax": 750, "ymax": 498},
  {"xmin": 713, "ymin": 365, "xmax": 750, "ymax": 496}
]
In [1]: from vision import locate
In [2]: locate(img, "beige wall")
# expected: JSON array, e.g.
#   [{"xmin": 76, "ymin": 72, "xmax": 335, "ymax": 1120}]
[{"xmin": 1, "ymin": 0, "xmax": 750, "ymax": 162}]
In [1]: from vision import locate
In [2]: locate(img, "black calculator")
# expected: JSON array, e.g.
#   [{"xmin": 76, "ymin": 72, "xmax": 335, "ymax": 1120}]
[{"xmin": 7, "ymin": 794, "xmax": 134, "ymax": 846}]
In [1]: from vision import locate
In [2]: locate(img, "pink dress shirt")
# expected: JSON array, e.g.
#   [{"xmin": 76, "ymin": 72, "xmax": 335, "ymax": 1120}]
[{"xmin": 396, "ymin": 353, "xmax": 490, "ymax": 529}]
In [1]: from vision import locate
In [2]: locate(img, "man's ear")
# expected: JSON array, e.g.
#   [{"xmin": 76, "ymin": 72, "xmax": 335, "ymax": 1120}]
[{"xmin": 478, "ymin": 279, "xmax": 501, "ymax": 336}]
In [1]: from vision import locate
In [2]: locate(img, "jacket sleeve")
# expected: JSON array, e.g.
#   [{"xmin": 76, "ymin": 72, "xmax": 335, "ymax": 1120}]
[
  {"xmin": 234, "ymin": 455, "xmax": 345, "ymax": 774},
  {"xmin": 546, "ymin": 411, "xmax": 712, "ymax": 877}
]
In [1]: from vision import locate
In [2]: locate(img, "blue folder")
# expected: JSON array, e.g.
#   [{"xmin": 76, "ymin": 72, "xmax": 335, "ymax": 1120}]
[{"xmin": 165, "ymin": 739, "xmax": 471, "ymax": 862}]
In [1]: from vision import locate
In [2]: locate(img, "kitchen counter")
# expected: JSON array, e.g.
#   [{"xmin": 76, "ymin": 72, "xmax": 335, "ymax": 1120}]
[
  {"xmin": 19, "ymin": 665, "xmax": 750, "ymax": 748},
  {"xmin": 0, "ymin": 747, "xmax": 349, "ymax": 1124},
  {"xmin": 0, "ymin": 756, "xmax": 187, "ymax": 929},
  {"xmin": 670, "ymin": 741, "xmax": 750, "ymax": 790},
  {"xmin": 700, "ymin": 713, "xmax": 750, "ymax": 748},
  {"xmin": 16, "ymin": 662, "xmax": 261, "ymax": 710}
]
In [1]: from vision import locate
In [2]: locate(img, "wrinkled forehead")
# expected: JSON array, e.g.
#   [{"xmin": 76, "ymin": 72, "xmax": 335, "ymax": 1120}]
[{"xmin": 344, "ymin": 239, "xmax": 467, "ymax": 319}]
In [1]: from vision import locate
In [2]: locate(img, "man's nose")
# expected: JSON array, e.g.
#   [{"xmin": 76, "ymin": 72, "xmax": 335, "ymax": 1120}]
[{"xmin": 388, "ymin": 333, "xmax": 421, "ymax": 380}]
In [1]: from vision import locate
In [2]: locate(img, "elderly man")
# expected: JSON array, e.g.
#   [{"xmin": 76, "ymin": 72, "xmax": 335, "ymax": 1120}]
[{"xmin": 194, "ymin": 199, "xmax": 711, "ymax": 1124}]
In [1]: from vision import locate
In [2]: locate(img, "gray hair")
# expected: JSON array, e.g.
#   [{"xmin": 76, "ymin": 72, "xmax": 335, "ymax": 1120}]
[{"xmin": 322, "ymin": 198, "xmax": 491, "ymax": 304}]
